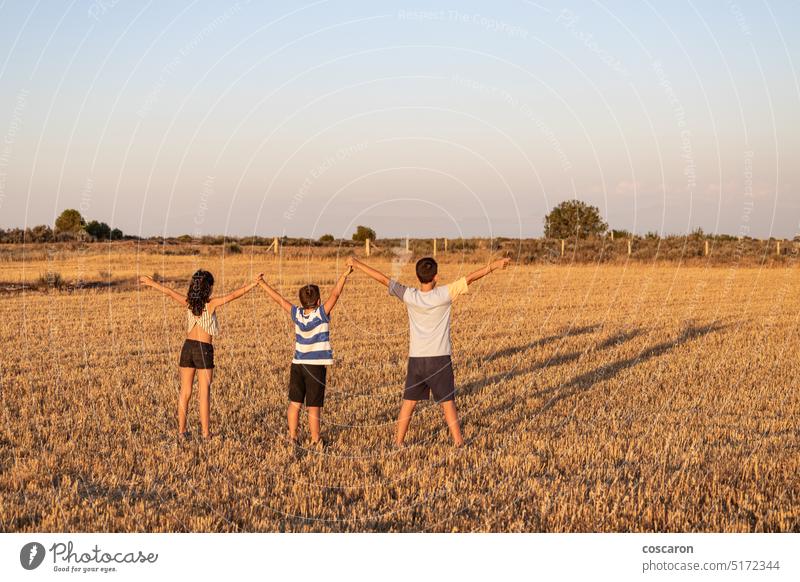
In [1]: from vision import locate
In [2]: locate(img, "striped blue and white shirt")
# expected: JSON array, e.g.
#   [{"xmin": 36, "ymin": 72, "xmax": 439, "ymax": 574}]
[{"xmin": 291, "ymin": 305, "xmax": 333, "ymax": 365}]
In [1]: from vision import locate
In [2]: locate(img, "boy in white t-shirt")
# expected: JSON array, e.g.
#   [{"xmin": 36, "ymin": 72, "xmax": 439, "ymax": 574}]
[{"xmin": 348, "ymin": 255, "xmax": 510, "ymax": 447}]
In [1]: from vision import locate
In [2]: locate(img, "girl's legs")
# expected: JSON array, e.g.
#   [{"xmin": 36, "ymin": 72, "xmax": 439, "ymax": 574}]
[
  {"xmin": 178, "ymin": 367, "xmax": 195, "ymax": 435},
  {"xmin": 196, "ymin": 368, "xmax": 213, "ymax": 439},
  {"xmin": 287, "ymin": 402, "xmax": 301, "ymax": 441},
  {"xmin": 308, "ymin": 407, "xmax": 321, "ymax": 443}
]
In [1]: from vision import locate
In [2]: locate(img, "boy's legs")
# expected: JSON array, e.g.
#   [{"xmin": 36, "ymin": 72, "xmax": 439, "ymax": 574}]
[
  {"xmin": 395, "ymin": 399, "xmax": 418, "ymax": 446},
  {"xmin": 440, "ymin": 400, "xmax": 464, "ymax": 446}
]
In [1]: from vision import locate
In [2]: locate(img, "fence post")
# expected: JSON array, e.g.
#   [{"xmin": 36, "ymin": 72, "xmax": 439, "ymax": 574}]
[
  {"xmin": 704, "ymin": 240, "xmax": 709, "ymax": 256},
  {"xmin": 444, "ymin": 238, "xmax": 448, "ymax": 253},
  {"xmin": 777, "ymin": 240, "xmax": 781, "ymax": 256},
  {"xmin": 366, "ymin": 238, "xmax": 370, "ymax": 257},
  {"xmin": 433, "ymin": 238, "xmax": 437, "ymax": 258},
  {"xmin": 272, "ymin": 237, "xmax": 278, "ymax": 256},
  {"xmin": 405, "ymin": 236, "xmax": 409, "ymax": 252},
  {"xmin": 627, "ymin": 239, "xmax": 632, "ymax": 256},
  {"xmin": 610, "ymin": 230, "xmax": 614, "ymax": 241},
  {"xmin": 561, "ymin": 239, "xmax": 565, "ymax": 257}
]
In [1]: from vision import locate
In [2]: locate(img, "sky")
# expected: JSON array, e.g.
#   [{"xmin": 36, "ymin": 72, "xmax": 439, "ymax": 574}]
[{"xmin": 0, "ymin": 0, "xmax": 798, "ymax": 239}]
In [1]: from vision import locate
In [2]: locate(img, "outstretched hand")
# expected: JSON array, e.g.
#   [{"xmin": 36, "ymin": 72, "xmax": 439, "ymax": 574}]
[
  {"xmin": 254, "ymin": 272, "xmax": 265, "ymax": 284},
  {"xmin": 492, "ymin": 257, "xmax": 511, "ymax": 271}
]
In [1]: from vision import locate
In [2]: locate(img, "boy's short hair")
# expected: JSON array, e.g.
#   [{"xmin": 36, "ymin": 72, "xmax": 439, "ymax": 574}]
[
  {"xmin": 415, "ymin": 257, "xmax": 438, "ymax": 283},
  {"xmin": 299, "ymin": 284, "xmax": 321, "ymax": 308}
]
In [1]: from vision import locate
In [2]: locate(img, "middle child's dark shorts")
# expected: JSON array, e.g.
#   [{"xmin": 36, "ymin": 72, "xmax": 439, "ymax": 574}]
[
  {"xmin": 404, "ymin": 355, "xmax": 456, "ymax": 402},
  {"xmin": 179, "ymin": 339, "xmax": 215, "ymax": 369},
  {"xmin": 288, "ymin": 363, "xmax": 327, "ymax": 407}
]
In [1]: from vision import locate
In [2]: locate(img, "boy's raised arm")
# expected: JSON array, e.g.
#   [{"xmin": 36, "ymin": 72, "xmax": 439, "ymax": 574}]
[
  {"xmin": 348, "ymin": 256, "xmax": 390, "ymax": 287},
  {"xmin": 465, "ymin": 257, "xmax": 511, "ymax": 285},
  {"xmin": 323, "ymin": 265, "xmax": 353, "ymax": 315},
  {"xmin": 258, "ymin": 276, "xmax": 293, "ymax": 314}
]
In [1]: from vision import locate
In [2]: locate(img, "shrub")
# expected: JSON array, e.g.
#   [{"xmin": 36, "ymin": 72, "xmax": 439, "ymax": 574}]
[{"xmin": 38, "ymin": 271, "xmax": 64, "ymax": 290}]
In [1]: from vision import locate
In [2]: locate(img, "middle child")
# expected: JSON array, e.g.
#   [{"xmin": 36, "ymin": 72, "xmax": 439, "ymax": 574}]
[{"xmin": 258, "ymin": 265, "xmax": 352, "ymax": 449}]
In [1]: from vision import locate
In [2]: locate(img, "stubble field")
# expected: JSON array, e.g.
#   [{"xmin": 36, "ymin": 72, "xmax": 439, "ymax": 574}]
[{"xmin": 0, "ymin": 246, "xmax": 798, "ymax": 532}]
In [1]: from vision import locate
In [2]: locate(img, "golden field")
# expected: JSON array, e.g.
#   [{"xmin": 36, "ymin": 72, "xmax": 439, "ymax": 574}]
[{"xmin": 0, "ymin": 245, "xmax": 798, "ymax": 532}]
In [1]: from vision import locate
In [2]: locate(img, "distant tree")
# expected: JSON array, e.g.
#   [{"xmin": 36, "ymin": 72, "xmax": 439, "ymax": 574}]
[
  {"xmin": 55, "ymin": 209, "xmax": 85, "ymax": 233},
  {"xmin": 319, "ymin": 234, "xmax": 335, "ymax": 243},
  {"xmin": 544, "ymin": 200, "xmax": 607, "ymax": 239},
  {"xmin": 26, "ymin": 225, "xmax": 53, "ymax": 243},
  {"xmin": 690, "ymin": 227, "xmax": 705, "ymax": 239},
  {"xmin": 85, "ymin": 220, "xmax": 112, "ymax": 240},
  {"xmin": 2, "ymin": 228, "xmax": 24, "ymax": 243},
  {"xmin": 611, "ymin": 229, "xmax": 632, "ymax": 239},
  {"xmin": 644, "ymin": 231, "xmax": 660, "ymax": 240},
  {"xmin": 110, "ymin": 228, "xmax": 123, "ymax": 240},
  {"xmin": 352, "ymin": 225, "xmax": 376, "ymax": 242}
]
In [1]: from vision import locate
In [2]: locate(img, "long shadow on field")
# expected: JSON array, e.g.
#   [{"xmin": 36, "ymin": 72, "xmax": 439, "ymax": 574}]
[
  {"xmin": 532, "ymin": 321, "xmax": 727, "ymax": 415},
  {"xmin": 460, "ymin": 326, "xmax": 643, "ymax": 397},
  {"xmin": 479, "ymin": 323, "xmax": 602, "ymax": 363},
  {"xmin": 468, "ymin": 322, "xmax": 728, "ymax": 440}
]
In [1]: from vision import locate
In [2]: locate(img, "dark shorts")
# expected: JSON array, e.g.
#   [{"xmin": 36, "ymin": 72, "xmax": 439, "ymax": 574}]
[
  {"xmin": 179, "ymin": 339, "xmax": 215, "ymax": 369},
  {"xmin": 404, "ymin": 355, "xmax": 456, "ymax": 403},
  {"xmin": 288, "ymin": 363, "xmax": 327, "ymax": 407}
]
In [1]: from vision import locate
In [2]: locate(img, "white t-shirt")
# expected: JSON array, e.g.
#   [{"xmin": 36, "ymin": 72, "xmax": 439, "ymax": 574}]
[{"xmin": 388, "ymin": 277, "xmax": 468, "ymax": 357}]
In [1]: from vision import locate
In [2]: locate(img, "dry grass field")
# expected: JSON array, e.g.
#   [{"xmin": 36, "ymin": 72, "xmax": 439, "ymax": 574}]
[{"xmin": 0, "ymin": 245, "xmax": 798, "ymax": 532}]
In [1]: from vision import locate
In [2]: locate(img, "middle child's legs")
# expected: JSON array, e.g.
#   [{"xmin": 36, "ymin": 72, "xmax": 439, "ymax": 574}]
[
  {"xmin": 287, "ymin": 402, "xmax": 301, "ymax": 441},
  {"xmin": 308, "ymin": 407, "xmax": 321, "ymax": 443}
]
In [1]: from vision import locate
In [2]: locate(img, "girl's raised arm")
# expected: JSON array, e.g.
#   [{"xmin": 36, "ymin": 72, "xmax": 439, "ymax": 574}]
[
  {"xmin": 208, "ymin": 274, "xmax": 262, "ymax": 310},
  {"xmin": 139, "ymin": 275, "xmax": 187, "ymax": 306}
]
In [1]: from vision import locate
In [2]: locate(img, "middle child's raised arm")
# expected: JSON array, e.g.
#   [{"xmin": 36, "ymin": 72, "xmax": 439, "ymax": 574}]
[{"xmin": 258, "ymin": 277, "xmax": 293, "ymax": 315}]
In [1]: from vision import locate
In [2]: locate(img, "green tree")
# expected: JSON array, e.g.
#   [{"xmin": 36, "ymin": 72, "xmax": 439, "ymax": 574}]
[
  {"xmin": 352, "ymin": 225, "xmax": 376, "ymax": 242},
  {"xmin": 110, "ymin": 228, "xmax": 123, "ymax": 240},
  {"xmin": 319, "ymin": 234, "xmax": 335, "ymax": 243},
  {"xmin": 54, "ymin": 209, "xmax": 85, "ymax": 233},
  {"xmin": 85, "ymin": 220, "xmax": 112, "ymax": 240},
  {"xmin": 544, "ymin": 200, "xmax": 607, "ymax": 239}
]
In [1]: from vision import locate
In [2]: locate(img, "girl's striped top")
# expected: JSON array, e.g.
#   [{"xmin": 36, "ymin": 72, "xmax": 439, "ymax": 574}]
[
  {"xmin": 186, "ymin": 304, "xmax": 219, "ymax": 336},
  {"xmin": 291, "ymin": 305, "xmax": 332, "ymax": 365}
]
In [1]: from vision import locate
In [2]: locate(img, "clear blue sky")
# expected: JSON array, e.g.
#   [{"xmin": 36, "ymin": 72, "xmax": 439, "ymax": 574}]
[{"xmin": 0, "ymin": 0, "xmax": 798, "ymax": 239}]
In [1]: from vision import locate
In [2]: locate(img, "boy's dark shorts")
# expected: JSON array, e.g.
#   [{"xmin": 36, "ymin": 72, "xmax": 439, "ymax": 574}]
[
  {"xmin": 179, "ymin": 339, "xmax": 214, "ymax": 369},
  {"xmin": 404, "ymin": 355, "xmax": 456, "ymax": 403},
  {"xmin": 288, "ymin": 363, "xmax": 327, "ymax": 407}
]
